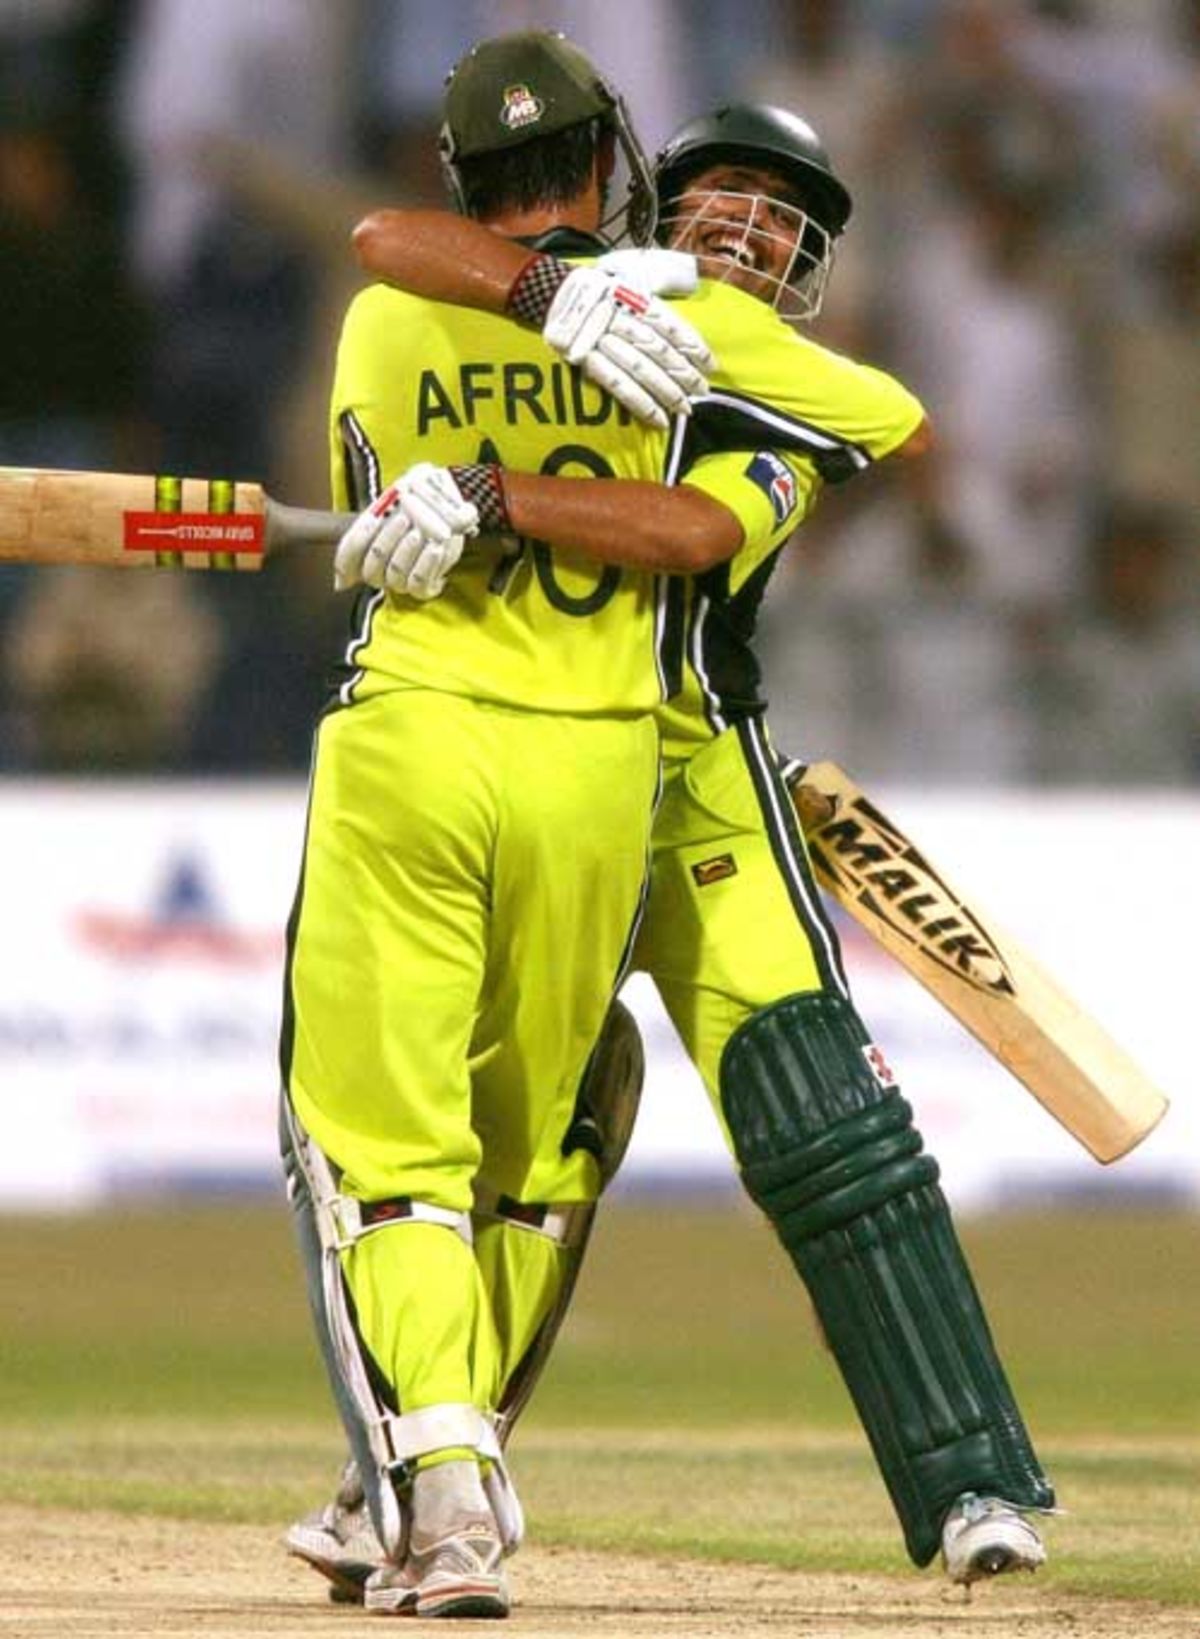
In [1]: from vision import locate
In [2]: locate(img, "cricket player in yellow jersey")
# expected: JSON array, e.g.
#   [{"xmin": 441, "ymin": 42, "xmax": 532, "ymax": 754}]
[
  {"xmin": 279, "ymin": 35, "xmax": 888, "ymax": 1622},
  {"xmin": 287, "ymin": 92, "xmax": 1055, "ymax": 1606}
]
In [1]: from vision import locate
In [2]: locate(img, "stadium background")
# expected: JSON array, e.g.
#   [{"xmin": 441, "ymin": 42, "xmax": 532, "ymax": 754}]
[{"xmin": 1, "ymin": 0, "xmax": 1195, "ymax": 1208}]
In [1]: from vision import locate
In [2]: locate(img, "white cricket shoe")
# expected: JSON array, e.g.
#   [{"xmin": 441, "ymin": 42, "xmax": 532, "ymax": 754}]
[
  {"xmin": 364, "ymin": 1518, "xmax": 509, "ymax": 1619},
  {"xmin": 365, "ymin": 1458, "xmax": 510, "ymax": 1619},
  {"xmin": 941, "ymin": 1491, "xmax": 1047, "ymax": 1586},
  {"xmin": 284, "ymin": 1461, "xmax": 381, "ymax": 1604}
]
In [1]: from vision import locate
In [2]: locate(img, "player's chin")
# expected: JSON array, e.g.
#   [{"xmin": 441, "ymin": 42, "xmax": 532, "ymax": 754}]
[{"xmin": 695, "ymin": 254, "xmax": 772, "ymax": 303}]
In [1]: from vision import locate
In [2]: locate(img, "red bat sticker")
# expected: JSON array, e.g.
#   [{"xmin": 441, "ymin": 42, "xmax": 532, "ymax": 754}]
[{"xmin": 123, "ymin": 512, "xmax": 265, "ymax": 555}]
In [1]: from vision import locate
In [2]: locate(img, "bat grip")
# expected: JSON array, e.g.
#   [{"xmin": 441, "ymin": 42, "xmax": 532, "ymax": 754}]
[{"xmin": 264, "ymin": 500, "xmax": 353, "ymax": 552}]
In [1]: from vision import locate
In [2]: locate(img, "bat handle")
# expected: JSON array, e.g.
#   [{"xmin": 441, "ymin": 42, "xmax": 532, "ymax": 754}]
[{"xmin": 264, "ymin": 499, "xmax": 353, "ymax": 553}]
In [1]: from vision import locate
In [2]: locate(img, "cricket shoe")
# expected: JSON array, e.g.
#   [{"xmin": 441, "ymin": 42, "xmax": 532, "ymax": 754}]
[
  {"xmin": 364, "ymin": 1516, "xmax": 509, "ymax": 1619},
  {"xmin": 941, "ymin": 1492, "xmax": 1047, "ymax": 1586},
  {"xmin": 283, "ymin": 1462, "xmax": 381, "ymax": 1604}
]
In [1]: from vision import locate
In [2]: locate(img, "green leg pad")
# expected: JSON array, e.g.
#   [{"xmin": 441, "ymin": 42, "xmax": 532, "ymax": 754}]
[{"xmin": 720, "ymin": 991, "xmax": 1054, "ymax": 1566}]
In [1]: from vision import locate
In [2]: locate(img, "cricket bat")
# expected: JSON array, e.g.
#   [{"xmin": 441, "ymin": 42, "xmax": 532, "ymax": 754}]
[
  {"xmin": 790, "ymin": 761, "xmax": 1169, "ymax": 1164},
  {"xmin": 0, "ymin": 466, "xmax": 351, "ymax": 570}
]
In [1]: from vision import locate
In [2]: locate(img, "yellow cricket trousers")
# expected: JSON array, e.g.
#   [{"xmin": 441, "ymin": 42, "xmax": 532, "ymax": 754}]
[
  {"xmin": 283, "ymin": 687, "xmax": 659, "ymax": 1418},
  {"xmin": 636, "ymin": 720, "xmax": 850, "ymax": 1135}
]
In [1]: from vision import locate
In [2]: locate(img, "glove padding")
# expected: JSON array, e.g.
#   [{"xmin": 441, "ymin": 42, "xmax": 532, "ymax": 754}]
[
  {"xmin": 333, "ymin": 463, "xmax": 479, "ymax": 598},
  {"xmin": 594, "ymin": 247, "xmax": 700, "ymax": 298},
  {"xmin": 542, "ymin": 261, "xmax": 714, "ymax": 430}
]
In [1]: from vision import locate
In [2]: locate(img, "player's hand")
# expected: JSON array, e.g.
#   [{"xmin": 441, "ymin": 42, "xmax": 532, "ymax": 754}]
[
  {"xmin": 595, "ymin": 247, "xmax": 700, "ymax": 298},
  {"xmin": 333, "ymin": 464, "xmax": 479, "ymax": 598},
  {"xmin": 541, "ymin": 264, "xmax": 715, "ymax": 430}
]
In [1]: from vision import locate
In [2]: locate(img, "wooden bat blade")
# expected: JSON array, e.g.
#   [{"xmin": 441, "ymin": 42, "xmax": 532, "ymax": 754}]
[
  {"xmin": 0, "ymin": 466, "xmax": 349, "ymax": 570},
  {"xmin": 791, "ymin": 761, "xmax": 1169, "ymax": 1164}
]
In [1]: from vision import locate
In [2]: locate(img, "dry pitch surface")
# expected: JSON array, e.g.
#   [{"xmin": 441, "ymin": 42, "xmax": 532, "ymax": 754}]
[{"xmin": 4, "ymin": 1507, "xmax": 1195, "ymax": 1639}]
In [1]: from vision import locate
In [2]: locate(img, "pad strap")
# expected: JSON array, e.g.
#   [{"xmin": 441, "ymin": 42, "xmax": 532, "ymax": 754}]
[
  {"xmin": 380, "ymin": 1402, "xmax": 502, "ymax": 1466},
  {"xmin": 327, "ymin": 1193, "xmax": 471, "ymax": 1249},
  {"xmin": 472, "ymin": 1182, "xmax": 586, "ymax": 1248}
]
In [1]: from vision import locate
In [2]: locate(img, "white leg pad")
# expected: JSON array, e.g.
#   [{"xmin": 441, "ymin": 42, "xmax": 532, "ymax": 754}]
[
  {"xmin": 481, "ymin": 1452, "xmax": 525, "ymax": 1555},
  {"xmin": 281, "ymin": 1095, "xmax": 476, "ymax": 1559}
]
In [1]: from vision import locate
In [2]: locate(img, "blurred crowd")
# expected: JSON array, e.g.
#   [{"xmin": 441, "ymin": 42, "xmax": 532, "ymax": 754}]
[{"xmin": 0, "ymin": 0, "xmax": 1196, "ymax": 784}]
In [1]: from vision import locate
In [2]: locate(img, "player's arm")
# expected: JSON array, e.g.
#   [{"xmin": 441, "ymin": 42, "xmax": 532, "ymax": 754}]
[
  {"xmin": 895, "ymin": 416, "xmax": 933, "ymax": 460},
  {"xmin": 489, "ymin": 470, "xmax": 741, "ymax": 572},
  {"xmin": 495, "ymin": 440, "xmax": 804, "ymax": 576},
  {"xmin": 351, "ymin": 208, "xmax": 712, "ymax": 429},
  {"xmin": 333, "ymin": 461, "xmax": 744, "ymax": 595},
  {"xmin": 353, "ymin": 208, "xmax": 530, "ymax": 312}
]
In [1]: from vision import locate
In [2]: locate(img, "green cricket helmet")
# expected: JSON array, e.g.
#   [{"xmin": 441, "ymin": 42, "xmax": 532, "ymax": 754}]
[
  {"xmin": 654, "ymin": 103, "xmax": 853, "ymax": 320},
  {"xmin": 439, "ymin": 30, "xmax": 656, "ymax": 245}
]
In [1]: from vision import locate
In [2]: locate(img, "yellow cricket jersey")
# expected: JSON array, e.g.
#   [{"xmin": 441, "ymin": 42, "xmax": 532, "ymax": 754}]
[
  {"xmin": 331, "ymin": 280, "xmax": 669, "ymax": 716},
  {"xmin": 653, "ymin": 279, "xmax": 926, "ymax": 756},
  {"xmin": 327, "ymin": 233, "xmax": 922, "ymax": 721}
]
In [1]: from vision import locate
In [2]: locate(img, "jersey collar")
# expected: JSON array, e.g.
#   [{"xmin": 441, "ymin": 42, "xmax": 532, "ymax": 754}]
[{"xmin": 520, "ymin": 226, "xmax": 610, "ymax": 256}]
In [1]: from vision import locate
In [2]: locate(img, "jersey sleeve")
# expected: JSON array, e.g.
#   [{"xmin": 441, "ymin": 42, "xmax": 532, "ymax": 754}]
[
  {"xmin": 328, "ymin": 284, "xmax": 427, "ymax": 511},
  {"xmin": 680, "ymin": 447, "xmax": 811, "ymax": 594},
  {"xmin": 680, "ymin": 447, "xmax": 810, "ymax": 547},
  {"xmin": 328, "ymin": 290, "xmax": 377, "ymax": 511},
  {"xmin": 676, "ymin": 282, "xmax": 925, "ymax": 483},
  {"xmin": 823, "ymin": 356, "xmax": 926, "ymax": 463}
]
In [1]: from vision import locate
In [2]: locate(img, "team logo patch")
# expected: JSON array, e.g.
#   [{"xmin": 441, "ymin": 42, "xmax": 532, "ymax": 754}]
[
  {"xmin": 746, "ymin": 451, "xmax": 798, "ymax": 525},
  {"xmin": 691, "ymin": 853, "xmax": 738, "ymax": 886},
  {"xmin": 863, "ymin": 1042, "xmax": 899, "ymax": 1090},
  {"xmin": 500, "ymin": 83, "xmax": 545, "ymax": 130}
]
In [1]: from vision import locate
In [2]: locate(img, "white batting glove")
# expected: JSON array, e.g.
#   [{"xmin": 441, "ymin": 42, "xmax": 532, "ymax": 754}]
[
  {"xmin": 333, "ymin": 463, "xmax": 479, "ymax": 598},
  {"xmin": 595, "ymin": 247, "xmax": 700, "ymax": 298},
  {"xmin": 541, "ymin": 264, "xmax": 715, "ymax": 429}
]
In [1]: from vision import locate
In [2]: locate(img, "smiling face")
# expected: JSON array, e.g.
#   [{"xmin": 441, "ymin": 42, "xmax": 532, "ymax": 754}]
[{"xmin": 657, "ymin": 160, "xmax": 835, "ymax": 320}]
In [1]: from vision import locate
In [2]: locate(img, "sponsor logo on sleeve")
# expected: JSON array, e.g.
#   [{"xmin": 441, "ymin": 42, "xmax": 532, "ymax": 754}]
[{"xmin": 746, "ymin": 451, "xmax": 798, "ymax": 525}]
